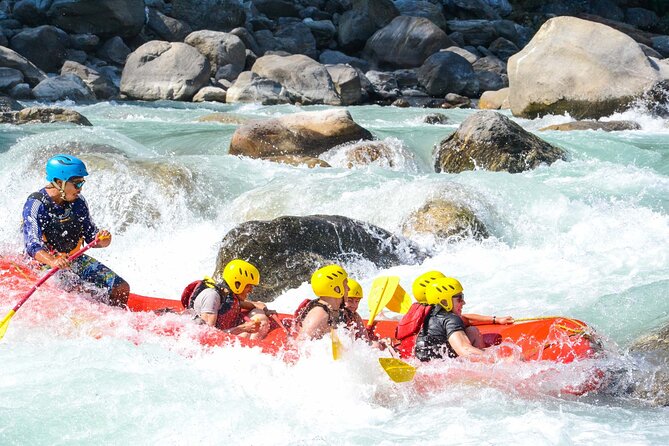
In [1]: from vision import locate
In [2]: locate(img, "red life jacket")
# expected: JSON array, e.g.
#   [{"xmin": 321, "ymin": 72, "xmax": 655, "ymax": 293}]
[
  {"xmin": 180, "ymin": 279, "xmax": 242, "ymax": 330},
  {"xmin": 395, "ymin": 302, "xmax": 432, "ymax": 359},
  {"xmin": 215, "ymin": 296, "xmax": 242, "ymax": 330}
]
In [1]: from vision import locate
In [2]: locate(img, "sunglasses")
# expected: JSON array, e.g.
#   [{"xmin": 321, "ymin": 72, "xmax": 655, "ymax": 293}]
[
  {"xmin": 69, "ymin": 179, "xmax": 86, "ymax": 189},
  {"xmin": 452, "ymin": 293, "xmax": 464, "ymax": 301}
]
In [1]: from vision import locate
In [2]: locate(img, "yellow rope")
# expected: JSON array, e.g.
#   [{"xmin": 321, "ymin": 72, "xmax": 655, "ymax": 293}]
[{"xmin": 515, "ymin": 316, "xmax": 567, "ymax": 322}]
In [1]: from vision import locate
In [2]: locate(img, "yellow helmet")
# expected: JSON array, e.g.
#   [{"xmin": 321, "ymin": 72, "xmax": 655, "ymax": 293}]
[
  {"xmin": 347, "ymin": 278, "xmax": 363, "ymax": 299},
  {"xmin": 426, "ymin": 277, "xmax": 463, "ymax": 312},
  {"xmin": 222, "ymin": 259, "xmax": 260, "ymax": 294},
  {"xmin": 311, "ymin": 264, "xmax": 348, "ymax": 299},
  {"xmin": 412, "ymin": 271, "xmax": 445, "ymax": 303}
]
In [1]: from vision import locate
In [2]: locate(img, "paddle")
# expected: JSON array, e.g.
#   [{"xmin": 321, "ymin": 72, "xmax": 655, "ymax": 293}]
[
  {"xmin": 0, "ymin": 235, "xmax": 103, "ymax": 340},
  {"xmin": 379, "ymin": 357, "xmax": 417, "ymax": 383},
  {"xmin": 331, "ymin": 328, "xmax": 342, "ymax": 360},
  {"xmin": 366, "ymin": 276, "xmax": 411, "ymax": 328}
]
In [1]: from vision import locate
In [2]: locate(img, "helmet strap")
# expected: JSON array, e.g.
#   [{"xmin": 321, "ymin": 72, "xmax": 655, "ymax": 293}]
[{"xmin": 50, "ymin": 180, "xmax": 66, "ymax": 201}]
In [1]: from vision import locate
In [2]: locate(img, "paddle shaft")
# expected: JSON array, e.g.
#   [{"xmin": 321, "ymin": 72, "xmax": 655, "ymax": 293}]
[{"xmin": 5, "ymin": 237, "xmax": 100, "ymax": 315}]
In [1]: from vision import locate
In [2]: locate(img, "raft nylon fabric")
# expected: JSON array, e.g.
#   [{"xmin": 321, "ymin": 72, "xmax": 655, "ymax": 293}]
[{"xmin": 0, "ymin": 236, "xmax": 101, "ymax": 340}]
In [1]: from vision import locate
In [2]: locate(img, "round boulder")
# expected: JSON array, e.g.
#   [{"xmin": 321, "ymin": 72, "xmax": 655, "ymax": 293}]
[
  {"xmin": 402, "ymin": 199, "xmax": 489, "ymax": 241},
  {"xmin": 508, "ymin": 16, "xmax": 668, "ymax": 119},
  {"xmin": 229, "ymin": 109, "xmax": 373, "ymax": 159},
  {"xmin": 363, "ymin": 16, "xmax": 455, "ymax": 69},
  {"xmin": 120, "ymin": 41, "xmax": 210, "ymax": 101},
  {"xmin": 214, "ymin": 215, "xmax": 428, "ymax": 302},
  {"xmin": 434, "ymin": 111, "xmax": 567, "ymax": 174}
]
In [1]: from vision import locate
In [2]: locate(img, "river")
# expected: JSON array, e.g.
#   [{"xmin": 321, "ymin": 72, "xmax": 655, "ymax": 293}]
[{"xmin": 1, "ymin": 100, "xmax": 667, "ymax": 445}]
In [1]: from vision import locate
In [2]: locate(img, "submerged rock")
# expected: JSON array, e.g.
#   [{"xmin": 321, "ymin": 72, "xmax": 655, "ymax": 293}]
[
  {"xmin": 621, "ymin": 324, "xmax": 669, "ymax": 406},
  {"xmin": 540, "ymin": 121, "xmax": 641, "ymax": 132},
  {"xmin": 214, "ymin": 215, "xmax": 428, "ymax": 301},
  {"xmin": 434, "ymin": 111, "xmax": 566, "ymax": 174},
  {"xmin": 402, "ymin": 199, "xmax": 489, "ymax": 241}
]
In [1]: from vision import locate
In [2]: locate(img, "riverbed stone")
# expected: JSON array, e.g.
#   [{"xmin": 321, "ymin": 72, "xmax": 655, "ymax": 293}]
[
  {"xmin": 251, "ymin": 54, "xmax": 340, "ymax": 105},
  {"xmin": 626, "ymin": 323, "xmax": 669, "ymax": 406},
  {"xmin": 402, "ymin": 199, "xmax": 489, "ymax": 241},
  {"xmin": 229, "ymin": 109, "xmax": 373, "ymax": 159},
  {"xmin": 363, "ymin": 16, "xmax": 455, "ymax": 69},
  {"xmin": 435, "ymin": 110, "xmax": 566, "ymax": 173},
  {"xmin": 45, "ymin": 0, "xmax": 145, "ymax": 38},
  {"xmin": 0, "ymin": 46, "xmax": 46, "ymax": 87},
  {"xmin": 120, "ymin": 41, "xmax": 210, "ymax": 101},
  {"xmin": 508, "ymin": 16, "xmax": 669, "ymax": 119},
  {"xmin": 539, "ymin": 120, "xmax": 641, "ymax": 132},
  {"xmin": 214, "ymin": 215, "xmax": 428, "ymax": 301},
  {"xmin": 184, "ymin": 30, "xmax": 246, "ymax": 77},
  {"xmin": 0, "ymin": 106, "xmax": 92, "ymax": 125}
]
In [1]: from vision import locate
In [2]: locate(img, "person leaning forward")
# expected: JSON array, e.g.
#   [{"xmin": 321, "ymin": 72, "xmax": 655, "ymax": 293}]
[
  {"xmin": 22, "ymin": 154, "xmax": 129, "ymax": 307},
  {"xmin": 414, "ymin": 277, "xmax": 488, "ymax": 361},
  {"xmin": 188, "ymin": 259, "xmax": 271, "ymax": 340},
  {"xmin": 294, "ymin": 264, "xmax": 348, "ymax": 341}
]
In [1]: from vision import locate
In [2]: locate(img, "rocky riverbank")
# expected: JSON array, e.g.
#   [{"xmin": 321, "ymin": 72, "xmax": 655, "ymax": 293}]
[{"xmin": 0, "ymin": 0, "xmax": 668, "ymax": 118}]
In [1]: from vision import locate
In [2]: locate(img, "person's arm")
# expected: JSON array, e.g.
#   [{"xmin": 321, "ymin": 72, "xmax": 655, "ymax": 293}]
[
  {"xmin": 296, "ymin": 307, "xmax": 329, "ymax": 341},
  {"xmin": 200, "ymin": 312, "xmax": 217, "ymax": 326},
  {"xmin": 448, "ymin": 330, "xmax": 485, "ymax": 357},
  {"xmin": 196, "ymin": 289, "xmax": 221, "ymax": 327},
  {"xmin": 462, "ymin": 313, "xmax": 514, "ymax": 326},
  {"xmin": 22, "ymin": 198, "xmax": 49, "ymax": 259},
  {"xmin": 240, "ymin": 300, "xmax": 267, "ymax": 311}
]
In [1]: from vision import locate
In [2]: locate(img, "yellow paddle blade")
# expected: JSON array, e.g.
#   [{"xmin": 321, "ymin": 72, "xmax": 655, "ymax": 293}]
[
  {"xmin": 0, "ymin": 309, "xmax": 16, "ymax": 340},
  {"xmin": 331, "ymin": 328, "xmax": 343, "ymax": 360},
  {"xmin": 384, "ymin": 286, "xmax": 411, "ymax": 314},
  {"xmin": 379, "ymin": 357, "xmax": 417, "ymax": 383},
  {"xmin": 367, "ymin": 276, "xmax": 400, "ymax": 326}
]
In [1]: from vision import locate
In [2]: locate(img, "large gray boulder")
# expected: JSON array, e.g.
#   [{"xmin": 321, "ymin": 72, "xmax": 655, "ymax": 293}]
[
  {"xmin": 225, "ymin": 71, "xmax": 292, "ymax": 105},
  {"xmin": 184, "ymin": 30, "xmax": 246, "ymax": 77},
  {"xmin": 337, "ymin": 0, "xmax": 399, "ymax": 52},
  {"xmin": 363, "ymin": 16, "xmax": 455, "ymax": 69},
  {"xmin": 32, "ymin": 74, "xmax": 95, "ymax": 101},
  {"xmin": 0, "ymin": 68, "xmax": 24, "ymax": 91},
  {"xmin": 325, "ymin": 64, "xmax": 362, "ymax": 106},
  {"xmin": 434, "ymin": 111, "xmax": 567, "ymax": 174},
  {"xmin": 146, "ymin": 7, "xmax": 192, "ymax": 42},
  {"xmin": 120, "ymin": 41, "xmax": 210, "ymax": 101},
  {"xmin": 229, "ymin": 109, "xmax": 373, "ymax": 159},
  {"xmin": 9, "ymin": 25, "xmax": 69, "ymax": 74},
  {"xmin": 417, "ymin": 51, "xmax": 479, "ymax": 97},
  {"xmin": 171, "ymin": 0, "xmax": 246, "ymax": 32},
  {"xmin": 0, "ymin": 46, "xmax": 47, "ymax": 87},
  {"xmin": 395, "ymin": 0, "xmax": 447, "ymax": 30},
  {"xmin": 508, "ymin": 16, "xmax": 669, "ymax": 119},
  {"xmin": 251, "ymin": 54, "xmax": 340, "ymax": 105},
  {"xmin": 45, "ymin": 0, "xmax": 145, "ymax": 38},
  {"xmin": 214, "ymin": 215, "xmax": 428, "ymax": 302},
  {"xmin": 274, "ymin": 22, "xmax": 318, "ymax": 60},
  {"xmin": 61, "ymin": 61, "xmax": 119, "ymax": 100}
]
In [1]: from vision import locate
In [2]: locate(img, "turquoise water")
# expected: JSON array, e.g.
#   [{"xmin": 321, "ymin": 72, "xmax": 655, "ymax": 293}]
[{"xmin": 1, "ymin": 101, "xmax": 668, "ymax": 445}]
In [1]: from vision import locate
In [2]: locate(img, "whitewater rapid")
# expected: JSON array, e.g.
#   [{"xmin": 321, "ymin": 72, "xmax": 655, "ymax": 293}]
[{"xmin": 1, "ymin": 101, "xmax": 667, "ymax": 445}]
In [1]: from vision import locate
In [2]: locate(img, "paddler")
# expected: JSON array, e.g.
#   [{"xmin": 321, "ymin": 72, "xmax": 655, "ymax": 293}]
[
  {"xmin": 185, "ymin": 259, "xmax": 271, "ymax": 340},
  {"xmin": 22, "ymin": 154, "xmax": 129, "ymax": 306},
  {"xmin": 397, "ymin": 271, "xmax": 514, "ymax": 356},
  {"xmin": 294, "ymin": 264, "xmax": 348, "ymax": 340},
  {"xmin": 415, "ymin": 277, "xmax": 512, "ymax": 360}
]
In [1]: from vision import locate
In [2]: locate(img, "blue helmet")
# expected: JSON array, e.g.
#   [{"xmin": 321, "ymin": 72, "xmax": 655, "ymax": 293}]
[{"xmin": 45, "ymin": 154, "xmax": 89, "ymax": 182}]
